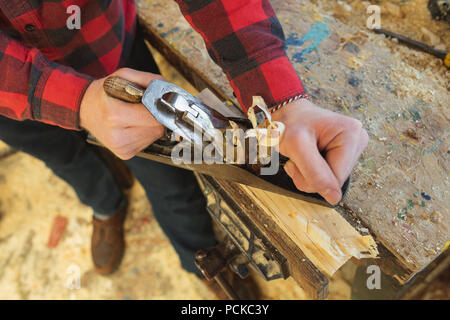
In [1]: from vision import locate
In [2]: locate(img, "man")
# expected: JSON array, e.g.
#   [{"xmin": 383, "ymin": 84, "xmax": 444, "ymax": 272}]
[{"xmin": 0, "ymin": 0, "xmax": 368, "ymax": 276}]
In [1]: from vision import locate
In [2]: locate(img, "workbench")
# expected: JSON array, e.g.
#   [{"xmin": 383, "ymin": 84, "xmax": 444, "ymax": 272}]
[{"xmin": 135, "ymin": 0, "xmax": 449, "ymax": 299}]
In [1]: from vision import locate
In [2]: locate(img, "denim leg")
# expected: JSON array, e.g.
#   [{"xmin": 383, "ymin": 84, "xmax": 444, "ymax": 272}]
[
  {"xmin": 126, "ymin": 156, "xmax": 217, "ymax": 273},
  {"xmin": 0, "ymin": 116, "xmax": 125, "ymax": 216}
]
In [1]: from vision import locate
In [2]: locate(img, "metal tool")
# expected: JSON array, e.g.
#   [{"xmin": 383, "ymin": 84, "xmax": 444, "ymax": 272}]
[
  {"xmin": 104, "ymin": 76, "xmax": 230, "ymax": 148},
  {"xmin": 373, "ymin": 28, "xmax": 450, "ymax": 68},
  {"xmin": 90, "ymin": 76, "xmax": 350, "ymax": 207},
  {"xmin": 195, "ymin": 241, "xmax": 243, "ymax": 300}
]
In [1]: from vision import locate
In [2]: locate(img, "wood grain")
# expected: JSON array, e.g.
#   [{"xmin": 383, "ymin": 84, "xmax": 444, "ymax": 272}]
[{"xmin": 241, "ymin": 185, "xmax": 378, "ymax": 276}]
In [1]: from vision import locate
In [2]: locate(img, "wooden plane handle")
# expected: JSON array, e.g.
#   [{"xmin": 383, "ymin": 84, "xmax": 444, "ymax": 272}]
[{"xmin": 103, "ymin": 76, "xmax": 145, "ymax": 103}]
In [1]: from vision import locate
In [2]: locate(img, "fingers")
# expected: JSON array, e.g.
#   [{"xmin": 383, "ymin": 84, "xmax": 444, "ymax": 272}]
[
  {"xmin": 104, "ymin": 68, "xmax": 165, "ymax": 127},
  {"xmin": 112, "ymin": 67, "xmax": 165, "ymax": 87},
  {"xmin": 272, "ymin": 99, "xmax": 369, "ymax": 205},
  {"xmin": 110, "ymin": 125, "xmax": 165, "ymax": 160},
  {"xmin": 283, "ymin": 161, "xmax": 310, "ymax": 191},
  {"xmin": 284, "ymin": 130, "xmax": 342, "ymax": 204},
  {"xmin": 82, "ymin": 69, "xmax": 167, "ymax": 160},
  {"xmin": 324, "ymin": 121, "xmax": 368, "ymax": 187}
]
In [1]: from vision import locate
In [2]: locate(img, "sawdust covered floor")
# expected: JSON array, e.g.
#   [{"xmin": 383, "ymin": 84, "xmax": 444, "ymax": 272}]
[{"xmin": 0, "ymin": 140, "xmax": 213, "ymax": 299}]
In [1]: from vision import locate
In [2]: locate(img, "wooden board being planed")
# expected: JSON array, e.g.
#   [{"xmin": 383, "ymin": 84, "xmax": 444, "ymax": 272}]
[
  {"xmin": 198, "ymin": 88, "xmax": 378, "ymax": 278},
  {"xmin": 136, "ymin": 0, "xmax": 449, "ymax": 278},
  {"xmin": 241, "ymin": 185, "xmax": 377, "ymax": 276}
]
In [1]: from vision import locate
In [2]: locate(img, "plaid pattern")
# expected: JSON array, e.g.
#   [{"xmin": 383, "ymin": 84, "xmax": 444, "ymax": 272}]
[
  {"xmin": 175, "ymin": 0, "xmax": 305, "ymax": 111},
  {"xmin": 0, "ymin": 0, "xmax": 305, "ymax": 130},
  {"xmin": 0, "ymin": 0, "xmax": 137, "ymax": 129}
]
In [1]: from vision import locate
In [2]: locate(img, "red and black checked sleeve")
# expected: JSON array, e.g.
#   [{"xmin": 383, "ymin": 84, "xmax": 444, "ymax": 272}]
[
  {"xmin": 175, "ymin": 0, "xmax": 305, "ymax": 113},
  {"xmin": 0, "ymin": 31, "xmax": 93, "ymax": 130}
]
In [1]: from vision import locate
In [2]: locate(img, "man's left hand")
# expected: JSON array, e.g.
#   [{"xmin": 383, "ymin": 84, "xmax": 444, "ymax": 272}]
[{"xmin": 271, "ymin": 99, "xmax": 368, "ymax": 205}]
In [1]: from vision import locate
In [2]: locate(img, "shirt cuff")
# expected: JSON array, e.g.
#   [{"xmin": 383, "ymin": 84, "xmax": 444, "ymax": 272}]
[
  {"xmin": 33, "ymin": 65, "xmax": 93, "ymax": 130},
  {"xmin": 229, "ymin": 55, "xmax": 306, "ymax": 113}
]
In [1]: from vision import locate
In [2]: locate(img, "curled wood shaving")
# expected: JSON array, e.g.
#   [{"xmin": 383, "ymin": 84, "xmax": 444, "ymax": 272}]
[{"xmin": 243, "ymin": 96, "xmax": 285, "ymax": 148}]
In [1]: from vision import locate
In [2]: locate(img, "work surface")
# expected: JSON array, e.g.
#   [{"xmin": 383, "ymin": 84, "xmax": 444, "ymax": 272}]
[{"xmin": 136, "ymin": 0, "xmax": 449, "ymax": 275}]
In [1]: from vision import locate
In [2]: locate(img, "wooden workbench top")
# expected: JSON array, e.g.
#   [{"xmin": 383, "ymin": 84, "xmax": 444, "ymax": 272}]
[{"xmin": 135, "ymin": 0, "xmax": 449, "ymax": 275}]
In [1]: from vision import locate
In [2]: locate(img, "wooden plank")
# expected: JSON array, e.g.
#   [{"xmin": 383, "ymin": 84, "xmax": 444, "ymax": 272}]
[
  {"xmin": 135, "ymin": 0, "xmax": 449, "ymax": 277},
  {"xmin": 241, "ymin": 185, "xmax": 377, "ymax": 276}
]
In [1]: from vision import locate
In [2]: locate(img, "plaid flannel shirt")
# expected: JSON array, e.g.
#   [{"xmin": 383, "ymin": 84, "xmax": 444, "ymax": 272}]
[{"xmin": 0, "ymin": 0, "xmax": 305, "ymax": 130}]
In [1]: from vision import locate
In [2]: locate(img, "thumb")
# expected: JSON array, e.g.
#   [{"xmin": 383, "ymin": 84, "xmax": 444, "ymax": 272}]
[{"xmin": 283, "ymin": 131, "xmax": 342, "ymax": 204}]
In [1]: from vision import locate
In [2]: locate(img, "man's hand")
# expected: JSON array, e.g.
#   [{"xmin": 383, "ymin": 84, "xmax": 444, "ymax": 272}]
[
  {"xmin": 272, "ymin": 99, "xmax": 368, "ymax": 205},
  {"xmin": 80, "ymin": 68, "xmax": 165, "ymax": 160}
]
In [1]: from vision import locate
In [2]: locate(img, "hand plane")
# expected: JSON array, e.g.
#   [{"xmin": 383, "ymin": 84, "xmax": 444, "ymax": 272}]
[{"xmin": 87, "ymin": 76, "xmax": 349, "ymax": 208}]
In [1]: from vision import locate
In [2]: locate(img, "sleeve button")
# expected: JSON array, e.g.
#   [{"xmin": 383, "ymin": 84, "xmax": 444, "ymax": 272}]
[{"xmin": 25, "ymin": 24, "xmax": 35, "ymax": 32}]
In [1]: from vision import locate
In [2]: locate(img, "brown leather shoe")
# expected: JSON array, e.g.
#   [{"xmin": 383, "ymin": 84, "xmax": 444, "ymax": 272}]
[{"xmin": 91, "ymin": 205, "xmax": 127, "ymax": 275}]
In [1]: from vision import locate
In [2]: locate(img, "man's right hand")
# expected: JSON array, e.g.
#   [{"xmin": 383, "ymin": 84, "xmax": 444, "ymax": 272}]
[{"xmin": 80, "ymin": 68, "xmax": 165, "ymax": 160}]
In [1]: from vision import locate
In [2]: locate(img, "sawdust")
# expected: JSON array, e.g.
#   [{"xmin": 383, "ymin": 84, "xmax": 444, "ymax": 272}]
[
  {"xmin": 318, "ymin": 0, "xmax": 449, "ymax": 48},
  {"xmin": 0, "ymin": 152, "xmax": 219, "ymax": 299},
  {"xmin": 313, "ymin": 0, "xmax": 449, "ymax": 89}
]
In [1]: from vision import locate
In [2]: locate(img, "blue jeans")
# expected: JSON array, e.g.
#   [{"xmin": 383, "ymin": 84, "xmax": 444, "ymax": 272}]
[{"xmin": 0, "ymin": 29, "xmax": 216, "ymax": 273}]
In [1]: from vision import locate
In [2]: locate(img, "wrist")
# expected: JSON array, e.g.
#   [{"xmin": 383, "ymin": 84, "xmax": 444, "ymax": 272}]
[
  {"xmin": 79, "ymin": 79, "xmax": 100, "ymax": 130},
  {"xmin": 269, "ymin": 93, "xmax": 309, "ymax": 114},
  {"xmin": 271, "ymin": 96, "xmax": 312, "ymax": 122}
]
